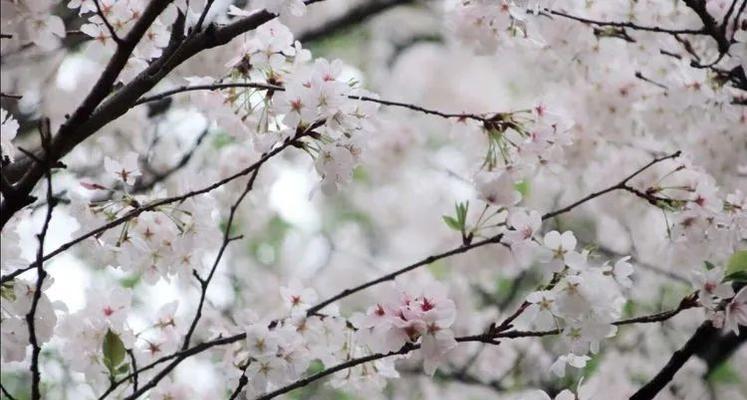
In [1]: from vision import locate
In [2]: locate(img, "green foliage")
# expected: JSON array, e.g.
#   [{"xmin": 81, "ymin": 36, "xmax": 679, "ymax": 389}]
[
  {"xmin": 622, "ymin": 300, "xmax": 637, "ymax": 318},
  {"xmin": 442, "ymin": 201, "xmax": 469, "ymax": 233},
  {"xmin": 249, "ymin": 216, "xmax": 292, "ymax": 265},
  {"xmin": 352, "ymin": 165, "xmax": 369, "ymax": 183},
  {"xmin": 707, "ymin": 361, "xmax": 741, "ymax": 384},
  {"xmin": 724, "ymin": 250, "xmax": 747, "ymax": 282},
  {"xmin": 119, "ymin": 274, "xmax": 141, "ymax": 289},
  {"xmin": 1, "ymin": 281, "xmax": 15, "ymax": 301},
  {"xmin": 102, "ymin": 329, "xmax": 128, "ymax": 379},
  {"xmin": 514, "ymin": 180, "xmax": 530, "ymax": 197},
  {"xmin": 211, "ymin": 131, "xmax": 234, "ymax": 149},
  {"xmin": 306, "ymin": 360, "xmax": 325, "ymax": 375}
]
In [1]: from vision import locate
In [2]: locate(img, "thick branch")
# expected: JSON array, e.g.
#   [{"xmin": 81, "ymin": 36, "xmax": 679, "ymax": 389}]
[
  {"xmin": 0, "ymin": 0, "xmax": 328, "ymax": 228},
  {"xmin": 630, "ymin": 321, "xmax": 717, "ymax": 400}
]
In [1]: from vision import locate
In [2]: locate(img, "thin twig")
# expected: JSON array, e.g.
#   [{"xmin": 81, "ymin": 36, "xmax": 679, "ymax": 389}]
[
  {"xmin": 307, "ymin": 151, "xmax": 682, "ymax": 315},
  {"xmin": 0, "ymin": 382, "xmax": 18, "ymax": 400},
  {"xmin": 134, "ymin": 81, "xmax": 503, "ymax": 123},
  {"xmin": 543, "ymin": 8, "xmax": 705, "ymax": 35},
  {"xmin": 128, "ymin": 349, "xmax": 138, "ymax": 394},
  {"xmin": 630, "ymin": 321, "xmax": 717, "ymax": 400},
  {"xmin": 0, "ymin": 92, "xmax": 22, "ymax": 100},
  {"xmin": 1, "ymin": 131, "xmax": 311, "ymax": 285},
  {"xmin": 228, "ymin": 364, "xmax": 250, "ymax": 400},
  {"xmin": 25, "ymin": 119, "xmax": 56, "ymax": 400},
  {"xmin": 93, "ymin": 0, "xmax": 123, "ymax": 44},
  {"xmin": 181, "ymin": 168, "xmax": 260, "ymax": 349}
]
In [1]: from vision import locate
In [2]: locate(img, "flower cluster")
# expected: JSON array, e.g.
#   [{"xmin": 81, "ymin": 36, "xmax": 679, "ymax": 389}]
[
  {"xmin": 202, "ymin": 20, "xmax": 380, "ymax": 193},
  {"xmin": 690, "ymin": 263, "xmax": 745, "ymax": 334},
  {"xmin": 447, "ymin": 0, "xmax": 543, "ymax": 53},
  {"xmin": 1, "ymin": 279, "xmax": 58, "ymax": 362},
  {"xmin": 70, "ymin": 177, "xmax": 221, "ymax": 284},
  {"xmin": 71, "ymin": 0, "xmax": 173, "ymax": 83},
  {"xmin": 513, "ymin": 230, "xmax": 631, "ymax": 375},
  {"xmin": 631, "ymin": 156, "xmax": 747, "ymax": 262},
  {"xmin": 352, "ymin": 282, "xmax": 457, "ymax": 375}
]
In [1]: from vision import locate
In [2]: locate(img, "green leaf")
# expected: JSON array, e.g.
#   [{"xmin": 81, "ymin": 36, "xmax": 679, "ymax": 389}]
[
  {"xmin": 306, "ymin": 360, "xmax": 324, "ymax": 375},
  {"xmin": 1, "ymin": 281, "xmax": 15, "ymax": 301},
  {"xmin": 211, "ymin": 131, "xmax": 234, "ymax": 149},
  {"xmin": 102, "ymin": 329, "xmax": 127, "ymax": 377},
  {"xmin": 723, "ymin": 271, "xmax": 747, "ymax": 283},
  {"xmin": 514, "ymin": 180, "xmax": 530, "ymax": 197},
  {"xmin": 725, "ymin": 250, "xmax": 747, "ymax": 276},
  {"xmin": 455, "ymin": 201, "xmax": 469, "ymax": 227},
  {"xmin": 704, "ymin": 260, "xmax": 716, "ymax": 271},
  {"xmin": 116, "ymin": 364, "xmax": 130, "ymax": 375},
  {"xmin": 442, "ymin": 216, "xmax": 461, "ymax": 231}
]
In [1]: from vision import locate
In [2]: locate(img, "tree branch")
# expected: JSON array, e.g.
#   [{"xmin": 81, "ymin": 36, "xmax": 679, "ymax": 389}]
[
  {"xmin": 134, "ymin": 81, "xmax": 506, "ymax": 124},
  {"xmin": 630, "ymin": 321, "xmax": 717, "ymax": 400},
  {"xmin": 24, "ymin": 119, "xmax": 56, "ymax": 400},
  {"xmin": 181, "ymin": 168, "xmax": 260, "ymax": 349},
  {"xmin": 0, "ymin": 0, "xmax": 329, "ymax": 229},
  {"xmin": 543, "ymin": 8, "xmax": 706, "ymax": 36},
  {"xmin": 296, "ymin": 0, "xmax": 416, "ymax": 43},
  {"xmin": 93, "ymin": 0, "xmax": 123, "ymax": 44},
  {"xmin": 0, "ymin": 130, "xmax": 310, "ymax": 285},
  {"xmin": 308, "ymin": 151, "xmax": 682, "ymax": 315}
]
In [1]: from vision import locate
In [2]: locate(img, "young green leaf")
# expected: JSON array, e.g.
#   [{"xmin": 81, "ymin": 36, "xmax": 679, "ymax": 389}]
[
  {"xmin": 102, "ymin": 329, "xmax": 127, "ymax": 377},
  {"xmin": 442, "ymin": 216, "xmax": 461, "ymax": 231}
]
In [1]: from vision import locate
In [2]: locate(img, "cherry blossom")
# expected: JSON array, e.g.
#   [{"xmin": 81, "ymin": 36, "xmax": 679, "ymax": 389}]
[
  {"xmin": 724, "ymin": 287, "xmax": 747, "ymax": 335},
  {"xmin": 0, "ymin": 109, "xmax": 19, "ymax": 163},
  {"xmin": 104, "ymin": 151, "xmax": 142, "ymax": 186}
]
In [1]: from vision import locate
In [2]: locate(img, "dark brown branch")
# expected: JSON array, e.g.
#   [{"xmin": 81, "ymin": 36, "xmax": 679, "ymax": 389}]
[
  {"xmin": 0, "ymin": 0, "xmax": 330, "ymax": 229},
  {"xmin": 0, "ymin": 382, "xmax": 18, "ymax": 400},
  {"xmin": 257, "ymin": 300, "xmax": 696, "ymax": 400},
  {"xmin": 0, "ymin": 92, "xmax": 23, "ymax": 100},
  {"xmin": 100, "ymin": 294, "xmax": 696, "ymax": 400},
  {"xmin": 93, "ymin": 0, "xmax": 123, "ymax": 44},
  {"xmin": 134, "ymin": 81, "xmax": 501, "ymax": 123},
  {"xmin": 0, "ymin": 0, "xmax": 173, "ymax": 228},
  {"xmin": 308, "ymin": 151, "xmax": 682, "ymax": 315},
  {"xmin": 25, "ymin": 119, "xmax": 56, "ymax": 400},
  {"xmin": 541, "ymin": 151, "xmax": 681, "ymax": 220},
  {"xmin": 630, "ymin": 321, "xmax": 717, "ymax": 400},
  {"xmin": 193, "ymin": 0, "xmax": 216, "ymax": 33},
  {"xmin": 296, "ymin": 0, "xmax": 415, "ymax": 43},
  {"xmin": 134, "ymin": 82, "xmax": 279, "ymax": 105},
  {"xmin": 544, "ymin": 8, "xmax": 706, "ymax": 36},
  {"xmin": 130, "ymin": 128, "xmax": 210, "ymax": 194},
  {"xmin": 117, "ymin": 334, "xmax": 249, "ymax": 400},
  {"xmin": 0, "ymin": 131, "xmax": 308, "ymax": 285},
  {"xmin": 127, "ymin": 349, "xmax": 138, "ymax": 394},
  {"xmin": 305, "ymin": 234, "xmax": 506, "ymax": 315},
  {"xmin": 228, "ymin": 365, "xmax": 250, "ymax": 400},
  {"xmin": 682, "ymin": 0, "xmax": 732, "ymax": 53}
]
